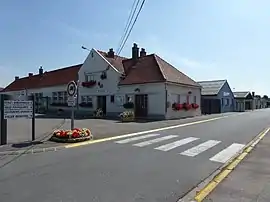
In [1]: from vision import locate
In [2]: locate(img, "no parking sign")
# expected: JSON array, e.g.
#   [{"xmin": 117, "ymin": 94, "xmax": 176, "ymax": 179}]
[{"xmin": 66, "ymin": 81, "xmax": 77, "ymax": 97}]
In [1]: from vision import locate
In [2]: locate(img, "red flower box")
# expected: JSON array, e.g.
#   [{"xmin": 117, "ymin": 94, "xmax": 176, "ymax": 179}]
[
  {"xmin": 172, "ymin": 103, "xmax": 183, "ymax": 110},
  {"xmin": 82, "ymin": 80, "xmax": 96, "ymax": 88},
  {"xmin": 191, "ymin": 103, "xmax": 199, "ymax": 109},
  {"xmin": 183, "ymin": 103, "xmax": 192, "ymax": 110}
]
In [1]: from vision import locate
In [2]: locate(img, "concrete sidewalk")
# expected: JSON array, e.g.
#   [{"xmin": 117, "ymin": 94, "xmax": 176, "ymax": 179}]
[{"xmin": 205, "ymin": 130, "xmax": 270, "ymax": 201}]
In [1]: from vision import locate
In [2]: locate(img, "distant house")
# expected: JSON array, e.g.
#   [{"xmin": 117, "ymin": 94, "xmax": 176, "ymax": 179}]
[
  {"xmin": 1, "ymin": 43, "xmax": 202, "ymax": 120},
  {"xmin": 253, "ymin": 95, "xmax": 268, "ymax": 109},
  {"xmin": 198, "ymin": 80, "xmax": 235, "ymax": 114},
  {"xmin": 233, "ymin": 91, "xmax": 254, "ymax": 112},
  {"xmin": 0, "ymin": 87, "xmax": 3, "ymax": 92}
]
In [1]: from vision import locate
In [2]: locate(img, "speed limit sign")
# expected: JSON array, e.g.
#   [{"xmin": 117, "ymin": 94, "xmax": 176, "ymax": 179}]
[{"xmin": 66, "ymin": 81, "xmax": 77, "ymax": 97}]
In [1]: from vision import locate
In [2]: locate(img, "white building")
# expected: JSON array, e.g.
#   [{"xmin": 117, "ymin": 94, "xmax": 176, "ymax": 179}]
[{"xmin": 2, "ymin": 43, "xmax": 202, "ymax": 120}]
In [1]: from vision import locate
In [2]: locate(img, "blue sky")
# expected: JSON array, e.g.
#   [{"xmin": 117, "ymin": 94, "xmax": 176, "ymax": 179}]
[{"xmin": 1, "ymin": 0, "xmax": 270, "ymax": 95}]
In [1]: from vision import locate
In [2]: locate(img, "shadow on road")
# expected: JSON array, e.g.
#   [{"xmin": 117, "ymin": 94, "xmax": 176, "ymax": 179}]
[{"xmin": 11, "ymin": 141, "xmax": 43, "ymax": 149}]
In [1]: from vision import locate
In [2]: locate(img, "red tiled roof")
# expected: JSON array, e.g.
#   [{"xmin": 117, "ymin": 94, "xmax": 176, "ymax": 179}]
[
  {"xmin": 119, "ymin": 55, "xmax": 165, "ymax": 85},
  {"xmin": 97, "ymin": 50, "xmax": 126, "ymax": 73},
  {"xmin": 154, "ymin": 55, "xmax": 199, "ymax": 87},
  {"xmin": 2, "ymin": 64, "xmax": 82, "ymax": 92},
  {"xmin": 119, "ymin": 54, "xmax": 200, "ymax": 87}
]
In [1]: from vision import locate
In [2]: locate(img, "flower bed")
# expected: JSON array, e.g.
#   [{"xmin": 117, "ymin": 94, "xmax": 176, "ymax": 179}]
[
  {"xmin": 50, "ymin": 128, "xmax": 93, "ymax": 143},
  {"xmin": 119, "ymin": 110, "xmax": 135, "ymax": 122}
]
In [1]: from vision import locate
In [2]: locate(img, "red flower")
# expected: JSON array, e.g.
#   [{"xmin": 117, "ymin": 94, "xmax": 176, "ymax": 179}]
[
  {"xmin": 72, "ymin": 131, "xmax": 80, "ymax": 138},
  {"xmin": 73, "ymin": 128, "xmax": 81, "ymax": 132}
]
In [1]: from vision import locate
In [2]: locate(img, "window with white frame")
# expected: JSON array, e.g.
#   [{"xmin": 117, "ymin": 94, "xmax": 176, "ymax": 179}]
[
  {"xmin": 85, "ymin": 74, "xmax": 94, "ymax": 82},
  {"xmin": 52, "ymin": 91, "xmax": 67, "ymax": 104},
  {"xmin": 81, "ymin": 95, "xmax": 93, "ymax": 104},
  {"xmin": 177, "ymin": 95, "xmax": 181, "ymax": 103},
  {"xmin": 193, "ymin": 96, "xmax": 196, "ymax": 104}
]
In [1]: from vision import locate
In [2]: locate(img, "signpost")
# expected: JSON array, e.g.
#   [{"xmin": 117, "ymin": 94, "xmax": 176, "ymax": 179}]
[
  {"xmin": 67, "ymin": 81, "xmax": 77, "ymax": 130},
  {"xmin": 0, "ymin": 94, "xmax": 35, "ymax": 145}
]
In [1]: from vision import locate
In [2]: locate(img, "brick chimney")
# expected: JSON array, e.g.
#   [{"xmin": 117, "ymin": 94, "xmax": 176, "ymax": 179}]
[
  {"xmin": 15, "ymin": 76, "xmax": 19, "ymax": 80},
  {"xmin": 29, "ymin": 73, "xmax": 33, "ymax": 77},
  {"xmin": 39, "ymin": 66, "xmax": 43, "ymax": 75},
  {"xmin": 140, "ymin": 48, "xmax": 146, "ymax": 57},
  {"xmin": 132, "ymin": 43, "xmax": 139, "ymax": 60},
  {"xmin": 107, "ymin": 48, "xmax": 114, "ymax": 58}
]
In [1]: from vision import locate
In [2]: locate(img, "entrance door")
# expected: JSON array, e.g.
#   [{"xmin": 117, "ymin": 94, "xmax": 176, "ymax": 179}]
[
  {"xmin": 97, "ymin": 96, "xmax": 106, "ymax": 114},
  {"xmin": 135, "ymin": 94, "xmax": 148, "ymax": 117}
]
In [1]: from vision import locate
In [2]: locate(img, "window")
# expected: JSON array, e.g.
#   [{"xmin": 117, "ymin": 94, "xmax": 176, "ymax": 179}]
[
  {"xmin": 126, "ymin": 95, "xmax": 131, "ymax": 102},
  {"xmin": 81, "ymin": 96, "xmax": 86, "ymax": 103},
  {"xmin": 177, "ymin": 95, "xmax": 180, "ymax": 103},
  {"xmin": 222, "ymin": 98, "xmax": 224, "ymax": 106},
  {"xmin": 86, "ymin": 96, "xmax": 92, "ymax": 103},
  {"xmin": 81, "ymin": 95, "xmax": 93, "ymax": 104},
  {"xmin": 186, "ymin": 95, "xmax": 189, "ymax": 103},
  {"xmin": 111, "ymin": 95, "xmax": 115, "ymax": 103},
  {"xmin": 226, "ymin": 98, "xmax": 230, "ymax": 106},
  {"xmin": 85, "ymin": 74, "xmax": 94, "ymax": 82},
  {"xmin": 52, "ymin": 91, "xmax": 67, "ymax": 104},
  {"xmin": 193, "ymin": 96, "xmax": 196, "ymax": 104}
]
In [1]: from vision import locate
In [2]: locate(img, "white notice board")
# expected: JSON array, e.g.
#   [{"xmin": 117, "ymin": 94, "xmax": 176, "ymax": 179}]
[{"xmin": 4, "ymin": 100, "xmax": 33, "ymax": 119}]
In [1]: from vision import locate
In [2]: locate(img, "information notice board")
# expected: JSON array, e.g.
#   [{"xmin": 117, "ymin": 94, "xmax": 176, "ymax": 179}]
[{"xmin": 4, "ymin": 100, "xmax": 33, "ymax": 119}]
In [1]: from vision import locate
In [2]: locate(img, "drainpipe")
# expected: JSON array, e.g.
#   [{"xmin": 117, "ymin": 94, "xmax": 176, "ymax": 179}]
[{"xmin": 165, "ymin": 83, "xmax": 168, "ymax": 117}]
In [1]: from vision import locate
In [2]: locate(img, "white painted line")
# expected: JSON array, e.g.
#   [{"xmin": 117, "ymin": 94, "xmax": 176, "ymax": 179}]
[
  {"xmin": 115, "ymin": 133, "xmax": 160, "ymax": 144},
  {"xmin": 209, "ymin": 143, "xmax": 246, "ymax": 163},
  {"xmin": 180, "ymin": 140, "xmax": 221, "ymax": 157},
  {"xmin": 133, "ymin": 135, "xmax": 178, "ymax": 147},
  {"xmin": 154, "ymin": 137, "xmax": 200, "ymax": 152}
]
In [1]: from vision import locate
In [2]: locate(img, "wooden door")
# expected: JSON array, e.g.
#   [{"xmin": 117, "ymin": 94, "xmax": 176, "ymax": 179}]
[{"xmin": 135, "ymin": 94, "xmax": 148, "ymax": 117}]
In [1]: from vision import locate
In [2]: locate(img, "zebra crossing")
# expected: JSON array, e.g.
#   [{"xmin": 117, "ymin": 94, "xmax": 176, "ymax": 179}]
[{"xmin": 114, "ymin": 134, "xmax": 246, "ymax": 163}]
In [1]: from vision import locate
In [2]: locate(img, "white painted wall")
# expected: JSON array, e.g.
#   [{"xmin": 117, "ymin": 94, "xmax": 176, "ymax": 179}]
[
  {"xmin": 118, "ymin": 83, "xmax": 166, "ymax": 117},
  {"xmin": 1, "ymin": 85, "xmax": 66, "ymax": 97},
  {"xmin": 78, "ymin": 48, "xmax": 123, "ymax": 113},
  {"xmin": 166, "ymin": 83, "xmax": 201, "ymax": 119}
]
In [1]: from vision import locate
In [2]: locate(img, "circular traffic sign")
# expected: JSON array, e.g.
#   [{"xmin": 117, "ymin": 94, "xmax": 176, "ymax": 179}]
[{"xmin": 67, "ymin": 81, "xmax": 77, "ymax": 97}]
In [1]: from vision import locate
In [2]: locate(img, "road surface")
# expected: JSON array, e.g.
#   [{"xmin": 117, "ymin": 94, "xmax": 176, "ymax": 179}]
[{"xmin": 0, "ymin": 109, "xmax": 269, "ymax": 202}]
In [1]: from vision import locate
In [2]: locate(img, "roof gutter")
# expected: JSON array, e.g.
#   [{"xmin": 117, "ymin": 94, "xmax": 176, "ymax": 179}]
[{"xmin": 165, "ymin": 81, "xmax": 201, "ymax": 89}]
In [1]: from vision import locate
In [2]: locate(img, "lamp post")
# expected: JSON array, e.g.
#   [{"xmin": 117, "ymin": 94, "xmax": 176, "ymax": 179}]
[{"xmin": 81, "ymin": 46, "xmax": 90, "ymax": 52}]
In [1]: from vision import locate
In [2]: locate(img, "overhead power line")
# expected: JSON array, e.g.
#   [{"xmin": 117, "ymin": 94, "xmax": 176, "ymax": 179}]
[
  {"xmin": 116, "ymin": 0, "xmax": 140, "ymax": 54},
  {"xmin": 117, "ymin": 0, "xmax": 146, "ymax": 56}
]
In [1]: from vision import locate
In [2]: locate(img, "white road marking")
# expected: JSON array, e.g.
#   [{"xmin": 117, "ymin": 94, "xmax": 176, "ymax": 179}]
[
  {"xmin": 133, "ymin": 135, "xmax": 178, "ymax": 147},
  {"xmin": 115, "ymin": 133, "xmax": 160, "ymax": 144},
  {"xmin": 209, "ymin": 143, "xmax": 246, "ymax": 163},
  {"xmin": 154, "ymin": 137, "xmax": 200, "ymax": 151},
  {"xmin": 180, "ymin": 140, "xmax": 221, "ymax": 157}
]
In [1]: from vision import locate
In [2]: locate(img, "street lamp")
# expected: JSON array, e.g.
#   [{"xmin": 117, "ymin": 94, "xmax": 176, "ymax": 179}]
[{"xmin": 81, "ymin": 46, "xmax": 90, "ymax": 51}]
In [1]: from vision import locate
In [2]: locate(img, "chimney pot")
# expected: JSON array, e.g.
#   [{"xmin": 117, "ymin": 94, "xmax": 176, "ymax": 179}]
[
  {"xmin": 132, "ymin": 43, "xmax": 139, "ymax": 60},
  {"xmin": 15, "ymin": 76, "xmax": 19, "ymax": 80},
  {"xmin": 107, "ymin": 48, "xmax": 114, "ymax": 58},
  {"xmin": 39, "ymin": 66, "xmax": 43, "ymax": 75},
  {"xmin": 140, "ymin": 48, "xmax": 146, "ymax": 57},
  {"xmin": 29, "ymin": 73, "xmax": 33, "ymax": 77}
]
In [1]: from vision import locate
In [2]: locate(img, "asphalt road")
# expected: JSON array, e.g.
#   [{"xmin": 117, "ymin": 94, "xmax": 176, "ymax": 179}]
[{"xmin": 0, "ymin": 109, "xmax": 269, "ymax": 202}]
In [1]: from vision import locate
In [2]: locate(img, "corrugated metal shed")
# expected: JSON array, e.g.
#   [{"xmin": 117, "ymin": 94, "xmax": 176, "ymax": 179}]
[
  {"xmin": 233, "ymin": 91, "xmax": 250, "ymax": 98},
  {"xmin": 197, "ymin": 80, "xmax": 226, "ymax": 96}
]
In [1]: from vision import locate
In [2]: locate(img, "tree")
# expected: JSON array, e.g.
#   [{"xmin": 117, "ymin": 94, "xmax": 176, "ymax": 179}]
[{"xmin": 263, "ymin": 95, "xmax": 268, "ymax": 100}]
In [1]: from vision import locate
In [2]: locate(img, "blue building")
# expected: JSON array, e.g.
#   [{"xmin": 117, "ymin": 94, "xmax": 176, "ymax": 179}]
[{"xmin": 198, "ymin": 80, "xmax": 235, "ymax": 114}]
